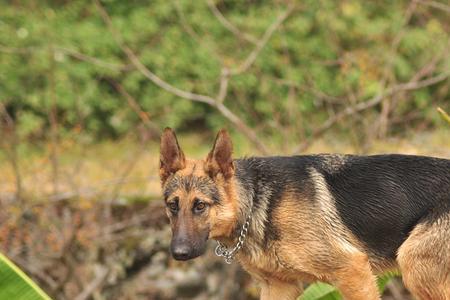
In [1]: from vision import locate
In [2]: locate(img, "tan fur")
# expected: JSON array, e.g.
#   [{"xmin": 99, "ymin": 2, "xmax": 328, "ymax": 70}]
[
  {"xmin": 260, "ymin": 280, "xmax": 303, "ymax": 300},
  {"xmin": 397, "ymin": 213, "xmax": 450, "ymax": 300},
  {"xmin": 208, "ymin": 172, "xmax": 239, "ymax": 239},
  {"xmin": 236, "ymin": 188, "xmax": 381, "ymax": 300}
]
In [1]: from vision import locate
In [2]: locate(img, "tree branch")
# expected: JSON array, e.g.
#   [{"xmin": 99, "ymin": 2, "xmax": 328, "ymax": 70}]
[
  {"xmin": 74, "ymin": 266, "xmax": 109, "ymax": 300},
  {"xmin": 0, "ymin": 44, "xmax": 127, "ymax": 71},
  {"xmin": 292, "ymin": 70, "xmax": 450, "ymax": 153},
  {"xmin": 417, "ymin": 0, "xmax": 450, "ymax": 13},
  {"xmin": 230, "ymin": 5, "xmax": 295, "ymax": 75},
  {"xmin": 207, "ymin": 0, "xmax": 258, "ymax": 45},
  {"xmin": 94, "ymin": 0, "xmax": 291, "ymax": 154}
]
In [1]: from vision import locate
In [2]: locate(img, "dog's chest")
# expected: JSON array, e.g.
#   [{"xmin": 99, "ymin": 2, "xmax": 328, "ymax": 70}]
[{"xmin": 236, "ymin": 246, "xmax": 320, "ymax": 283}]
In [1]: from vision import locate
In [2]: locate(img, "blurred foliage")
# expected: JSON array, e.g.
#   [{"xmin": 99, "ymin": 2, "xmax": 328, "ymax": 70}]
[{"xmin": 0, "ymin": 0, "xmax": 449, "ymax": 142}]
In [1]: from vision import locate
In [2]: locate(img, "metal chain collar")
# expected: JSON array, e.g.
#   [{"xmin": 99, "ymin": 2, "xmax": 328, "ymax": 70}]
[{"xmin": 214, "ymin": 212, "xmax": 252, "ymax": 264}]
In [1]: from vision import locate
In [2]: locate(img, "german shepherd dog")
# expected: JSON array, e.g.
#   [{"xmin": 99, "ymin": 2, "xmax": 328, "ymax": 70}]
[{"xmin": 159, "ymin": 128, "xmax": 450, "ymax": 300}]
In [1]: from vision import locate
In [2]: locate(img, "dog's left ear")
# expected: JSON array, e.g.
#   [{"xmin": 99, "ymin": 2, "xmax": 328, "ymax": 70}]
[{"xmin": 205, "ymin": 129, "xmax": 234, "ymax": 179}]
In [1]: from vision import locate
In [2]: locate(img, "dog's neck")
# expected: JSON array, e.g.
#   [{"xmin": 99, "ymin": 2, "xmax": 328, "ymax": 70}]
[{"xmin": 229, "ymin": 158, "xmax": 271, "ymax": 252}]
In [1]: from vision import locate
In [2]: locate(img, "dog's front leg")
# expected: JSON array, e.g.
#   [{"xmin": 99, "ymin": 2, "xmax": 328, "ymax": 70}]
[
  {"xmin": 332, "ymin": 253, "xmax": 380, "ymax": 300},
  {"xmin": 260, "ymin": 279, "xmax": 302, "ymax": 300}
]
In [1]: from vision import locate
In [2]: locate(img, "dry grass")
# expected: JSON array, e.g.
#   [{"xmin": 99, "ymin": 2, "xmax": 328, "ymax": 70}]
[{"xmin": 0, "ymin": 129, "xmax": 448, "ymax": 203}]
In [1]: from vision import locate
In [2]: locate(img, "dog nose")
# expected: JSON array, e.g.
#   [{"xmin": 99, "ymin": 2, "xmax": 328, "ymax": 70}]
[{"xmin": 171, "ymin": 244, "xmax": 191, "ymax": 260}]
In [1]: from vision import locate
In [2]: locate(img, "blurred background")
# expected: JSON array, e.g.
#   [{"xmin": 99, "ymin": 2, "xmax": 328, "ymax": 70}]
[{"xmin": 0, "ymin": 0, "xmax": 449, "ymax": 299}]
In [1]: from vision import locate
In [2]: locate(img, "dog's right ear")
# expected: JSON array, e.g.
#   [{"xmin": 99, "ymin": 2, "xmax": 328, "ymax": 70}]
[{"xmin": 160, "ymin": 127, "xmax": 186, "ymax": 183}]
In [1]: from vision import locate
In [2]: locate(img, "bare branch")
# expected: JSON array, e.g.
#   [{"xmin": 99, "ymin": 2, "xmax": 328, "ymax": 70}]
[
  {"xmin": 55, "ymin": 46, "xmax": 126, "ymax": 71},
  {"xmin": 0, "ymin": 44, "xmax": 127, "ymax": 71},
  {"xmin": 376, "ymin": 0, "xmax": 418, "ymax": 138},
  {"xmin": 74, "ymin": 266, "xmax": 109, "ymax": 300},
  {"xmin": 417, "ymin": 0, "xmax": 450, "ymax": 13},
  {"xmin": 215, "ymin": 102, "xmax": 268, "ymax": 151},
  {"xmin": 95, "ymin": 0, "xmax": 216, "ymax": 105},
  {"xmin": 173, "ymin": 0, "xmax": 201, "ymax": 40},
  {"xmin": 385, "ymin": 279, "xmax": 406, "ymax": 300},
  {"xmin": 12, "ymin": 257, "xmax": 59, "ymax": 291},
  {"xmin": 125, "ymin": 46, "xmax": 218, "ymax": 105},
  {"xmin": 217, "ymin": 68, "xmax": 230, "ymax": 103},
  {"xmin": 230, "ymin": 5, "xmax": 295, "ymax": 75},
  {"xmin": 0, "ymin": 45, "xmax": 33, "ymax": 54},
  {"xmin": 48, "ymin": 51, "xmax": 60, "ymax": 195},
  {"xmin": 109, "ymin": 79, "xmax": 159, "ymax": 134},
  {"xmin": 292, "ymin": 70, "xmax": 450, "ymax": 153},
  {"xmin": 207, "ymin": 0, "xmax": 258, "ymax": 45},
  {"xmin": 0, "ymin": 102, "xmax": 23, "ymax": 201}
]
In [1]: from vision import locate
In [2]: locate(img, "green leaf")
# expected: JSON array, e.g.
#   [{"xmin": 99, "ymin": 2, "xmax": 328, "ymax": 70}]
[
  {"xmin": 438, "ymin": 107, "xmax": 450, "ymax": 125},
  {"xmin": 299, "ymin": 272, "xmax": 398, "ymax": 300},
  {"xmin": 0, "ymin": 253, "xmax": 52, "ymax": 300},
  {"xmin": 377, "ymin": 272, "xmax": 397, "ymax": 292},
  {"xmin": 299, "ymin": 282, "xmax": 342, "ymax": 300}
]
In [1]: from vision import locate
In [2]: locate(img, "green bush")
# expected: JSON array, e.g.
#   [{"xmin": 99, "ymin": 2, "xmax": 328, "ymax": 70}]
[{"xmin": 1, "ymin": 1, "xmax": 449, "ymax": 141}]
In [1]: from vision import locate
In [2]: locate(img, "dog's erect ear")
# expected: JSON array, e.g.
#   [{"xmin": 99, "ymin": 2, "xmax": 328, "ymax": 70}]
[
  {"xmin": 160, "ymin": 128, "xmax": 186, "ymax": 182},
  {"xmin": 205, "ymin": 129, "xmax": 234, "ymax": 179}
]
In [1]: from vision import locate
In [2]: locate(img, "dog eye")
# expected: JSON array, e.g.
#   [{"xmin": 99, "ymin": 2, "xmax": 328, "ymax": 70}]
[
  {"xmin": 167, "ymin": 197, "xmax": 179, "ymax": 213},
  {"xmin": 168, "ymin": 202, "xmax": 178, "ymax": 213},
  {"xmin": 193, "ymin": 201, "xmax": 207, "ymax": 213}
]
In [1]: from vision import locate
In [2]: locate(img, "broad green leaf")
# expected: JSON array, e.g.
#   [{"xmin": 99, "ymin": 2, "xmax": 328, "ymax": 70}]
[
  {"xmin": 299, "ymin": 282, "xmax": 342, "ymax": 300},
  {"xmin": 299, "ymin": 273, "xmax": 398, "ymax": 300},
  {"xmin": 0, "ymin": 253, "xmax": 52, "ymax": 300}
]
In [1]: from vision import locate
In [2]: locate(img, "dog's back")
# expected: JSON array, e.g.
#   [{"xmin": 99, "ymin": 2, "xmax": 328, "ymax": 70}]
[
  {"xmin": 237, "ymin": 154, "xmax": 450, "ymax": 258},
  {"xmin": 315, "ymin": 154, "xmax": 450, "ymax": 258}
]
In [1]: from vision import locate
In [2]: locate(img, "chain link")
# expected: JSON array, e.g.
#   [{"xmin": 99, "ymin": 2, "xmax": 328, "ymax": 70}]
[{"xmin": 215, "ymin": 212, "xmax": 252, "ymax": 264}]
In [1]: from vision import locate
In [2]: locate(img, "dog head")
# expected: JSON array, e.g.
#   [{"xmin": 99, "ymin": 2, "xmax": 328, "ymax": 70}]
[{"xmin": 159, "ymin": 128, "xmax": 238, "ymax": 261}]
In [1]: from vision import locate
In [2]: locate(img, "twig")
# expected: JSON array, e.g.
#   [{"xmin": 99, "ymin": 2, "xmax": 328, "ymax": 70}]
[
  {"xmin": 12, "ymin": 257, "xmax": 59, "ymax": 291},
  {"xmin": 0, "ymin": 102, "xmax": 23, "ymax": 202},
  {"xmin": 385, "ymin": 279, "xmax": 406, "ymax": 300},
  {"xmin": 207, "ymin": 0, "xmax": 258, "ymax": 45},
  {"xmin": 48, "ymin": 47, "xmax": 60, "ymax": 195},
  {"xmin": 55, "ymin": 46, "xmax": 127, "ymax": 71},
  {"xmin": 107, "ymin": 143, "xmax": 149, "ymax": 204},
  {"xmin": 229, "ymin": 5, "xmax": 294, "ymax": 75},
  {"xmin": 417, "ymin": 0, "xmax": 450, "ymax": 13},
  {"xmin": 173, "ymin": 0, "xmax": 201, "ymax": 40},
  {"xmin": 292, "ymin": 70, "xmax": 450, "ymax": 153},
  {"xmin": 74, "ymin": 266, "xmax": 109, "ymax": 300},
  {"xmin": 109, "ymin": 79, "xmax": 159, "ymax": 135},
  {"xmin": 274, "ymin": 78, "xmax": 345, "ymax": 104},
  {"xmin": 217, "ymin": 68, "xmax": 230, "ymax": 103},
  {"xmin": 376, "ymin": 0, "xmax": 418, "ymax": 138},
  {"xmin": 0, "ymin": 44, "xmax": 127, "ymax": 71}
]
